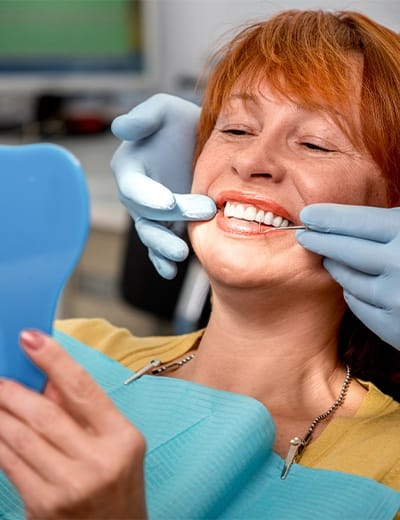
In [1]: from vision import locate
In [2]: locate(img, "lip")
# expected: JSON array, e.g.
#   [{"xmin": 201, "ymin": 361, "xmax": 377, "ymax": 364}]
[{"xmin": 215, "ymin": 190, "xmax": 297, "ymax": 223}]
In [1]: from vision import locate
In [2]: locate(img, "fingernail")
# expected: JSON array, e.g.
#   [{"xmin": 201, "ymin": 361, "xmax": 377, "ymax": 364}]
[{"xmin": 20, "ymin": 330, "xmax": 45, "ymax": 350}]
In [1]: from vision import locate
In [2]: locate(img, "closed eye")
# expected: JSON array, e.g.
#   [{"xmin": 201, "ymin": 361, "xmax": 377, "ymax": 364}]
[
  {"xmin": 302, "ymin": 142, "xmax": 333, "ymax": 152},
  {"xmin": 221, "ymin": 128, "xmax": 249, "ymax": 136}
]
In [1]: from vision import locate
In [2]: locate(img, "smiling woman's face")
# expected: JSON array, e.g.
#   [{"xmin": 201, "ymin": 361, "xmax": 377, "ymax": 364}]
[{"xmin": 189, "ymin": 80, "xmax": 388, "ymax": 290}]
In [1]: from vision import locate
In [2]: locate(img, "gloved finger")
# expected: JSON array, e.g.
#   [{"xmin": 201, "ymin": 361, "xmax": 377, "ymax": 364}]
[
  {"xmin": 135, "ymin": 218, "xmax": 190, "ymax": 262},
  {"xmin": 173, "ymin": 194, "xmax": 216, "ymax": 220},
  {"xmin": 296, "ymin": 230, "xmax": 383, "ymax": 275},
  {"xmin": 111, "ymin": 97, "xmax": 166, "ymax": 141},
  {"xmin": 148, "ymin": 249, "xmax": 178, "ymax": 280},
  {"xmin": 300, "ymin": 204, "xmax": 400, "ymax": 242},
  {"xmin": 115, "ymin": 159, "xmax": 176, "ymax": 211},
  {"xmin": 343, "ymin": 291, "xmax": 400, "ymax": 348},
  {"xmin": 323, "ymin": 258, "xmax": 388, "ymax": 309},
  {"xmin": 122, "ymin": 191, "xmax": 216, "ymax": 222}
]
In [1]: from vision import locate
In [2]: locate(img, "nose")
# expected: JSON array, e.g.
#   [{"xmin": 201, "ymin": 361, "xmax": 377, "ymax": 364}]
[{"xmin": 231, "ymin": 136, "xmax": 286, "ymax": 182}]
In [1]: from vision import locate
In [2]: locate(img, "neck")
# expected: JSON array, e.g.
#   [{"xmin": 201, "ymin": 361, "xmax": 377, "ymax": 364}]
[
  {"xmin": 181, "ymin": 282, "xmax": 349, "ymax": 413},
  {"xmin": 174, "ymin": 281, "xmax": 368, "ymax": 458}
]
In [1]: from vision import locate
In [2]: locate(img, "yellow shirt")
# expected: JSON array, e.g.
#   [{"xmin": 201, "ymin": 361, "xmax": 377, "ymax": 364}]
[{"xmin": 55, "ymin": 317, "xmax": 400, "ymax": 493}]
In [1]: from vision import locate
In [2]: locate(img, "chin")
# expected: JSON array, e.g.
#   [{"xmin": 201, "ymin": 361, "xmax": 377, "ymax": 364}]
[
  {"xmin": 188, "ymin": 220, "xmax": 334, "ymax": 293},
  {"xmin": 201, "ymin": 255, "xmax": 266, "ymax": 289},
  {"xmin": 189, "ymin": 221, "xmax": 301, "ymax": 288}
]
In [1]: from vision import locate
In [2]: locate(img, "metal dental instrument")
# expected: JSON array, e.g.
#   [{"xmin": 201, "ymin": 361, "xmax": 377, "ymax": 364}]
[{"xmin": 262, "ymin": 225, "xmax": 307, "ymax": 234}]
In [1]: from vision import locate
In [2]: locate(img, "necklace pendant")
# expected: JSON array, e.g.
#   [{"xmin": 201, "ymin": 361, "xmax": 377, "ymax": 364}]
[{"xmin": 281, "ymin": 436, "xmax": 304, "ymax": 480}]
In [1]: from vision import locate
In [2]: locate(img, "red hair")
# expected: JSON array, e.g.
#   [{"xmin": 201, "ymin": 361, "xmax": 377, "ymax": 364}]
[
  {"xmin": 194, "ymin": 10, "xmax": 400, "ymax": 399},
  {"xmin": 195, "ymin": 10, "xmax": 400, "ymax": 206}
]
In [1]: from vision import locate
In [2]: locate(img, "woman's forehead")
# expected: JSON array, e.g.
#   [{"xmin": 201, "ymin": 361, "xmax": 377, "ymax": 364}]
[{"xmin": 220, "ymin": 78, "xmax": 358, "ymax": 121}]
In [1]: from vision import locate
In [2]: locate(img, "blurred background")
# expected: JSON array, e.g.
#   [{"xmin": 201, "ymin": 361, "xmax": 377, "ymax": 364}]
[{"xmin": 1, "ymin": 0, "xmax": 398, "ymax": 336}]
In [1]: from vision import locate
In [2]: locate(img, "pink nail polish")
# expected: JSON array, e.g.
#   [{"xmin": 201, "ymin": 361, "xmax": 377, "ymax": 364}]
[{"xmin": 20, "ymin": 330, "xmax": 45, "ymax": 350}]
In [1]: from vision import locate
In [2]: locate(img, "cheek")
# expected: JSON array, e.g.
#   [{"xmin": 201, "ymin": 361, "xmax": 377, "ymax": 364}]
[
  {"xmin": 191, "ymin": 164, "xmax": 207, "ymax": 194},
  {"xmin": 188, "ymin": 221, "xmax": 208, "ymax": 267},
  {"xmin": 298, "ymin": 162, "xmax": 387, "ymax": 207},
  {"xmin": 191, "ymin": 141, "xmax": 225, "ymax": 194},
  {"xmin": 363, "ymin": 176, "xmax": 389, "ymax": 207}
]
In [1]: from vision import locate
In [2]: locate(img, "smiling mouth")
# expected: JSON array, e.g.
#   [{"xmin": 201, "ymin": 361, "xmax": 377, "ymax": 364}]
[{"xmin": 222, "ymin": 201, "xmax": 294, "ymax": 229}]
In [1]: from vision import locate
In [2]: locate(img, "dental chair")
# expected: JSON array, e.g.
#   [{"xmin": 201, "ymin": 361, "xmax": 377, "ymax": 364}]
[
  {"xmin": 119, "ymin": 221, "xmax": 211, "ymax": 334},
  {"xmin": 0, "ymin": 144, "xmax": 89, "ymax": 392}
]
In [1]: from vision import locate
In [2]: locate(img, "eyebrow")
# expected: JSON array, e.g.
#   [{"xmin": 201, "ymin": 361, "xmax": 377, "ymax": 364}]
[
  {"xmin": 229, "ymin": 92, "xmax": 259, "ymax": 104},
  {"xmin": 229, "ymin": 91, "xmax": 301, "ymax": 113},
  {"xmin": 223, "ymin": 92, "xmax": 263, "ymax": 116}
]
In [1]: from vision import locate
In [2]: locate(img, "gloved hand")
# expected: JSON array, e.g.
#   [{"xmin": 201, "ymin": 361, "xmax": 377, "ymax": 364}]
[
  {"xmin": 111, "ymin": 93, "xmax": 216, "ymax": 279},
  {"xmin": 297, "ymin": 203, "xmax": 400, "ymax": 349}
]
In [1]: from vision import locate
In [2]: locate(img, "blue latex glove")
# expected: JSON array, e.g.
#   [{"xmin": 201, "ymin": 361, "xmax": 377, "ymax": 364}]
[
  {"xmin": 297, "ymin": 203, "xmax": 400, "ymax": 349},
  {"xmin": 111, "ymin": 93, "xmax": 216, "ymax": 279}
]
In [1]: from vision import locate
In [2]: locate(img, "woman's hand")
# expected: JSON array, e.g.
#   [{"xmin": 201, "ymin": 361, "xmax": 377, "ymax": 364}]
[
  {"xmin": 111, "ymin": 93, "xmax": 216, "ymax": 280},
  {"xmin": 0, "ymin": 330, "xmax": 147, "ymax": 519},
  {"xmin": 297, "ymin": 203, "xmax": 400, "ymax": 349}
]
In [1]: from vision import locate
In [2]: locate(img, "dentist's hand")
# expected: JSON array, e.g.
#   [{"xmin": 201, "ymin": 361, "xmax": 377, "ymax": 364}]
[
  {"xmin": 297, "ymin": 204, "xmax": 400, "ymax": 349},
  {"xmin": 111, "ymin": 93, "xmax": 216, "ymax": 279}
]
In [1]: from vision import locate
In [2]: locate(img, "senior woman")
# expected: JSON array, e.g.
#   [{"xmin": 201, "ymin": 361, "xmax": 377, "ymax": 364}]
[{"xmin": 0, "ymin": 9, "xmax": 399, "ymax": 520}]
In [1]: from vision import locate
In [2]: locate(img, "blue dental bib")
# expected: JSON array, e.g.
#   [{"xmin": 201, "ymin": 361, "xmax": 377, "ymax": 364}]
[{"xmin": 0, "ymin": 332, "xmax": 398, "ymax": 519}]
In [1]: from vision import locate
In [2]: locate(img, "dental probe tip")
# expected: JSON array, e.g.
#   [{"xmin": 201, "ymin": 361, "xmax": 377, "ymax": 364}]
[{"xmin": 262, "ymin": 225, "xmax": 308, "ymax": 234}]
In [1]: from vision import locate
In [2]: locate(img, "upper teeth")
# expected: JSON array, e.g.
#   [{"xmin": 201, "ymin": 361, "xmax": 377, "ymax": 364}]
[{"xmin": 224, "ymin": 202, "xmax": 291, "ymax": 228}]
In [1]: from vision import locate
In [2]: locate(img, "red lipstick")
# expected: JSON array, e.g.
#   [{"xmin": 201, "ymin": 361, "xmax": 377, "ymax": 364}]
[{"xmin": 215, "ymin": 190, "xmax": 295, "ymax": 222}]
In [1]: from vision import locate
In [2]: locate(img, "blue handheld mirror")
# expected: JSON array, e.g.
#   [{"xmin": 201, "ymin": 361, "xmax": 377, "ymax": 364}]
[{"xmin": 0, "ymin": 144, "xmax": 89, "ymax": 392}]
